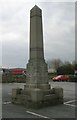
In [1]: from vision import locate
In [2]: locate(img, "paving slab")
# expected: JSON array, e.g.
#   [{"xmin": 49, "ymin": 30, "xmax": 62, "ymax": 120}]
[{"xmin": 2, "ymin": 82, "xmax": 76, "ymax": 119}]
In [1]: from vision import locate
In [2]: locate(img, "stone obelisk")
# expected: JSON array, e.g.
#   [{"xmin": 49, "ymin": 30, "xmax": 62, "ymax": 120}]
[
  {"xmin": 12, "ymin": 5, "xmax": 63, "ymax": 108},
  {"xmin": 26, "ymin": 5, "xmax": 49, "ymax": 90}
]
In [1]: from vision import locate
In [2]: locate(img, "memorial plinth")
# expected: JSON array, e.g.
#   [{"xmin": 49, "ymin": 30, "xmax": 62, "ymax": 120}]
[{"xmin": 12, "ymin": 5, "xmax": 63, "ymax": 108}]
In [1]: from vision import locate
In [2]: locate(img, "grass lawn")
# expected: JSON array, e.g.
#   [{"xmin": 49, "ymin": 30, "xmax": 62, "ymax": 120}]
[{"xmin": 48, "ymin": 74, "xmax": 57, "ymax": 79}]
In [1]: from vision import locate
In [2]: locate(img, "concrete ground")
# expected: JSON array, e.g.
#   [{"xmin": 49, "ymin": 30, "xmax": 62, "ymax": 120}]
[{"xmin": 1, "ymin": 82, "xmax": 77, "ymax": 120}]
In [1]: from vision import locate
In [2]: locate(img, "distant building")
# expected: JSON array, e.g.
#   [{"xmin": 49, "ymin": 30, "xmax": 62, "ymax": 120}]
[
  {"xmin": 11, "ymin": 69, "xmax": 26, "ymax": 75},
  {"xmin": 1, "ymin": 67, "xmax": 26, "ymax": 75},
  {"xmin": 48, "ymin": 68, "xmax": 56, "ymax": 74}
]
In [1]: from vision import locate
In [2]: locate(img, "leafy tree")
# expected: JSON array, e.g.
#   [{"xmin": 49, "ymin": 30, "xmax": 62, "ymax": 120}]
[{"xmin": 57, "ymin": 63, "xmax": 74, "ymax": 75}]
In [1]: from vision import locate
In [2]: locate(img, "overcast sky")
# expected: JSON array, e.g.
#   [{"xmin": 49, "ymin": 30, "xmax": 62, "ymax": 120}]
[{"xmin": 0, "ymin": 0, "xmax": 75, "ymax": 68}]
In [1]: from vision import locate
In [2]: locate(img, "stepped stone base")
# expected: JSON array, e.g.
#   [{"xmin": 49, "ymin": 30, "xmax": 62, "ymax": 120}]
[
  {"xmin": 12, "ymin": 85, "xmax": 63, "ymax": 108},
  {"xmin": 11, "ymin": 5, "xmax": 64, "ymax": 109}
]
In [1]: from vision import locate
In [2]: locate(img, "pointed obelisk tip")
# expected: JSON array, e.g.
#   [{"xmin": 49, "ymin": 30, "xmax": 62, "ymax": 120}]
[
  {"xmin": 34, "ymin": 5, "xmax": 40, "ymax": 8},
  {"xmin": 31, "ymin": 5, "xmax": 41, "ymax": 10},
  {"xmin": 30, "ymin": 5, "xmax": 42, "ymax": 17}
]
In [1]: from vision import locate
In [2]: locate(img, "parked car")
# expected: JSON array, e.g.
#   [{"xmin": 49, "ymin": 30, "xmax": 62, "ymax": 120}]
[{"xmin": 52, "ymin": 75, "xmax": 69, "ymax": 82}]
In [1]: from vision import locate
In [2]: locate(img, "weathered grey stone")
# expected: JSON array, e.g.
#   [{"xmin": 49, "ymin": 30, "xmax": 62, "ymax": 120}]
[
  {"xmin": 52, "ymin": 87, "xmax": 63, "ymax": 99},
  {"xmin": 31, "ymin": 88, "xmax": 43, "ymax": 102},
  {"xmin": 12, "ymin": 5, "xmax": 64, "ymax": 108},
  {"xmin": 44, "ymin": 94, "xmax": 57, "ymax": 101},
  {"xmin": 26, "ymin": 5, "xmax": 48, "ymax": 89},
  {"xmin": 12, "ymin": 88, "xmax": 22, "ymax": 98}
]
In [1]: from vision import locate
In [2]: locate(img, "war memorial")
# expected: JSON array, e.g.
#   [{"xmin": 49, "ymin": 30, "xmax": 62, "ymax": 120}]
[{"xmin": 12, "ymin": 5, "xmax": 63, "ymax": 108}]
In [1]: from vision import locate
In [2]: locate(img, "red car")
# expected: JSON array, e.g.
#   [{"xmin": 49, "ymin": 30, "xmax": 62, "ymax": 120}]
[{"xmin": 52, "ymin": 75, "xmax": 69, "ymax": 82}]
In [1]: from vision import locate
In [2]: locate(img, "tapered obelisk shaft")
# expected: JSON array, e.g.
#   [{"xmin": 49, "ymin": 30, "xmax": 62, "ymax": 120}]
[
  {"xmin": 26, "ymin": 5, "xmax": 49, "ymax": 89},
  {"xmin": 30, "ymin": 5, "xmax": 44, "ymax": 60}
]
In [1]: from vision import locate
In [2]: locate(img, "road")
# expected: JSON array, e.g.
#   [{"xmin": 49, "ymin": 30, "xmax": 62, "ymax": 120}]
[{"xmin": 1, "ymin": 82, "xmax": 77, "ymax": 119}]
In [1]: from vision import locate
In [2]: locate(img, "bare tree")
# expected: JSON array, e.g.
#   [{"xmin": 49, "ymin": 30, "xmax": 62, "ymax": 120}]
[
  {"xmin": 47, "ymin": 58, "xmax": 63, "ymax": 70},
  {"xmin": 64, "ymin": 61, "xmax": 71, "ymax": 65}
]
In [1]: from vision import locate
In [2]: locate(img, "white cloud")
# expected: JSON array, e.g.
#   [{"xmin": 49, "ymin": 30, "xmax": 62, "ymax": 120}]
[
  {"xmin": 42, "ymin": 2, "xmax": 75, "ymax": 62},
  {"xmin": 0, "ymin": 1, "xmax": 75, "ymax": 68}
]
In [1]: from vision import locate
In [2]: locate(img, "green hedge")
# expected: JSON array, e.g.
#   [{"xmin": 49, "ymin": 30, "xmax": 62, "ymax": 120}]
[
  {"xmin": 69, "ymin": 75, "xmax": 77, "ymax": 82},
  {"xmin": 2, "ymin": 74, "xmax": 26, "ymax": 83}
]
